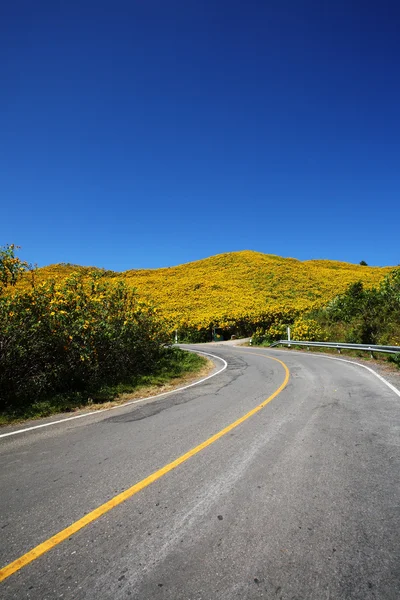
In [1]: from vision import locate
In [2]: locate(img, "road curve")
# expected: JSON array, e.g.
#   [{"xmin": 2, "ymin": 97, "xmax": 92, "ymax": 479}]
[{"xmin": 0, "ymin": 344, "xmax": 399, "ymax": 599}]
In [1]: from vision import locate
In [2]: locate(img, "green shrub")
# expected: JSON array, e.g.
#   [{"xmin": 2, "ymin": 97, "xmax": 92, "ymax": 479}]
[
  {"xmin": 388, "ymin": 353, "xmax": 400, "ymax": 368},
  {"xmin": 0, "ymin": 272, "xmax": 169, "ymax": 411}
]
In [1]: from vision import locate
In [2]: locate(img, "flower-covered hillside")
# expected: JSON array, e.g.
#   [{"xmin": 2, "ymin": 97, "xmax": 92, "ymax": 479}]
[{"xmin": 18, "ymin": 251, "xmax": 393, "ymax": 338}]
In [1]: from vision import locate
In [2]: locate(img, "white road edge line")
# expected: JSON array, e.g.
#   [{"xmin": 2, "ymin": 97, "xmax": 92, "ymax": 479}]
[
  {"xmin": 0, "ymin": 350, "xmax": 228, "ymax": 439},
  {"xmin": 266, "ymin": 348, "xmax": 400, "ymax": 398}
]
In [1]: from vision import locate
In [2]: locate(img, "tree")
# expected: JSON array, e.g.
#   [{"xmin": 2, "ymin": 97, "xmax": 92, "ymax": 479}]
[
  {"xmin": 0, "ymin": 244, "xmax": 29, "ymax": 291},
  {"xmin": 359, "ymin": 260, "xmax": 368, "ymax": 266}
]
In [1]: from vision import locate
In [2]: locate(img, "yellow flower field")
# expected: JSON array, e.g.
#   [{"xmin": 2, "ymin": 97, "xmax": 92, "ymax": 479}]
[{"xmin": 16, "ymin": 251, "xmax": 393, "ymax": 336}]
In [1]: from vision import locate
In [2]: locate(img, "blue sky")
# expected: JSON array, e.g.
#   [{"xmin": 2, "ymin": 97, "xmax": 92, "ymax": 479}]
[{"xmin": 1, "ymin": 1, "xmax": 399, "ymax": 270}]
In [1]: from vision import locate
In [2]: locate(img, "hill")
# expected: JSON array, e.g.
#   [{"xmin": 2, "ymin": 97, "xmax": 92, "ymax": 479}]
[{"xmin": 18, "ymin": 251, "xmax": 393, "ymax": 338}]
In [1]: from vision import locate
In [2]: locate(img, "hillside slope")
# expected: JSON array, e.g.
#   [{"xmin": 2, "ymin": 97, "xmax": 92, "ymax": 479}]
[{"xmin": 19, "ymin": 251, "xmax": 393, "ymax": 334}]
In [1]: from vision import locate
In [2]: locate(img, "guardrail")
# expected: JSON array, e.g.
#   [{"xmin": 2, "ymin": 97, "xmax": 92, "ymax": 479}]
[{"xmin": 268, "ymin": 340, "xmax": 400, "ymax": 356}]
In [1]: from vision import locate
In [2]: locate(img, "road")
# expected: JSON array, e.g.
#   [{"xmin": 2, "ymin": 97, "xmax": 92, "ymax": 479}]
[{"xmin": 1, "ymin": 344, "xmax": 399, "ymax": 599}]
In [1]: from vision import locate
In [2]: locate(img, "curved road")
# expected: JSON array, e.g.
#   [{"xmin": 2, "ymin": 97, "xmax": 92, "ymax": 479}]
[{"xmin": 0, "ymin": 344, "xmax": 399, "ymax": 599}]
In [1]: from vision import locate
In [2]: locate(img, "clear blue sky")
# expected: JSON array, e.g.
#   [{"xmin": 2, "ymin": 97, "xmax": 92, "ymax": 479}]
[{"xmin": 1, "ymin": 1, "xmax": 399, "ymax": 270}]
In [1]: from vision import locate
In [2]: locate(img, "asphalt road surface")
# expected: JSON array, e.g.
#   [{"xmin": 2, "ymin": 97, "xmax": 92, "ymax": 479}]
[{"xmin": 1, "ymin": 344, "xmax": 399, "ymax": 600}]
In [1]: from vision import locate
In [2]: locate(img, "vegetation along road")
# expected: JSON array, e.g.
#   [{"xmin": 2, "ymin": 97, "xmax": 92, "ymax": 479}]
[{"xmin": 1, "ymin": 343, "xmax": 399, "ymax": 599}]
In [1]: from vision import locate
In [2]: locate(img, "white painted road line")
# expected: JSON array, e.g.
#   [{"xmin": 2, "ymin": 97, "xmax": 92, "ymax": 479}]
[
  {"xmin": 0, "ymin": 351, "xmax": 227, "ymax": 439},
  {"xmin": 318, "ymin": 355, "xmax": 400, "ymax": 398},
  {"xmin": 267, "ymin": 348, "xmax": 400, "ymax": 398}
]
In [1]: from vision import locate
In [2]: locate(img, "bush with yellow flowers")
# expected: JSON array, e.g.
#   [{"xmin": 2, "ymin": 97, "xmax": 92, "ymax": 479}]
[
  {"xmin": 291, "ymin": 317, "xmax": 328, "ymax": 341},
  {"xmin": 0, "ymin": 271, "xmax": 169, "ymax": 412}
]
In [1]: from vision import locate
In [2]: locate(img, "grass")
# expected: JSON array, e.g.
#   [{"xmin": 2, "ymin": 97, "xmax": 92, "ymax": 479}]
[{"xmin": 0, "ymin": 348, "xmax": 211, "ymax": 426}]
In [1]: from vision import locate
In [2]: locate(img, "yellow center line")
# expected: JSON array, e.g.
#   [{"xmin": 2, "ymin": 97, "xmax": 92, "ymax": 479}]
[{"xmin": 0, "ymin": 353, "xmax": 289, "ymax": 584}]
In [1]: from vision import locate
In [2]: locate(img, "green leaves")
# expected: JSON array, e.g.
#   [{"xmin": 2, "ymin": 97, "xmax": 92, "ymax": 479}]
[
  {"xmin": 0, "ymin": 273, "xmax": 169, "ymax": 411},
  {"xmin": 0, "ymin": 244, "xmax": 29, "ymax": 291},
  {"xmin": 314, "ymin": 268, "xmax": 400, "ymax": 347}
]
